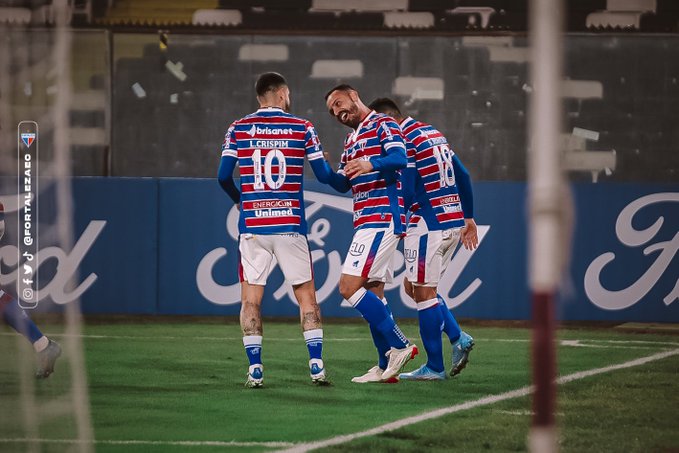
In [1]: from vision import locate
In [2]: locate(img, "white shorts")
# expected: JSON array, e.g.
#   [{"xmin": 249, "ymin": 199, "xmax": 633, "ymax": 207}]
[
  {"xmin": 342, "ymin": 224, "xmax": 401, "ymax": 283},
  {"xmin": 404, "ymin": 217, "xmax": 460, "ymax": 287},
  {"xmin": 239, "ymin": 233, "xmax": 313, "ymax": 286}
]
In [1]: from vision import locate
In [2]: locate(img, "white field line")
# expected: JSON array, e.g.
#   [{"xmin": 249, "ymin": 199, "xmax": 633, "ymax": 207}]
[
  {"xmin": 275, "ymin": 348, "xmax": 679, "ymax": 453},
  {"xmin": 0, "ymin": 438, "xmax": 294, "ymax": 448},
  {"xmin": 1, "ymin": 332, "xmax": 677, "ymax": 347}
]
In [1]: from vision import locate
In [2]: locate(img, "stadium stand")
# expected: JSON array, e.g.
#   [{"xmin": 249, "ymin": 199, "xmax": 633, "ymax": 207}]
[
  {"xmin": 2, "ymin": 1, "xmax": 677, "ymax": 180},
  {"xmin": 2, "ymin": 0, "xmax": 677, "ymax": 32}
]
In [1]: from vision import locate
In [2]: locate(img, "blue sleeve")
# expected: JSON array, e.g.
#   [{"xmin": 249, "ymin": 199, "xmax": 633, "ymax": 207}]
[
  {"xmin": 309, "ymin": 158, "xmax": 351, "ymax": 193},
  {"xmin": 370, "ymin": 146, "xmax": 407, "ymax": 172},
  {"xmin": 452, "ymin": 155, "xmax": 474, "ymax": 218},
  {"xmin": 217, "ymin": 155, "xmax": 240, "ymax": 204},
  {"xmin": 401, "ymin": 167, "xmax": 417, "ymax": 213}
]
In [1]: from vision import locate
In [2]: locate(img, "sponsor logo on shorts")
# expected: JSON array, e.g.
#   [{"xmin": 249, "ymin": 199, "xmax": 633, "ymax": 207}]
[
  {"xmin": 404, "ymin": 248, "xmax": 417, "ymax": 263},
  {"xmin": 348, "ymin": 241, "xmax": 365, "ymax": 257}
]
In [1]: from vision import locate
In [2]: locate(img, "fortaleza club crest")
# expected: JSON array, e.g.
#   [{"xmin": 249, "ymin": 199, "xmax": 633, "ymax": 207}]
[{"xmin": 21, "ymin": 133, "xmax": 36, "ymax": 148}]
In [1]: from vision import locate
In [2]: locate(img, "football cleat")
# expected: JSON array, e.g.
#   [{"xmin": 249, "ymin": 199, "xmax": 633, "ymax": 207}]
[
  {"xmin": 245, "ymin": 364, "xmax": 263, "ymax": 388},
  {"xmin": 35, "ymin": 339, "xmax": 62, "ymax": 379},
  {"xmin": 451, "ymin": 331, "xmax": 474, "ymax": 377},
  {"xmin": 382, "ymin": 344, "xmax": 418, "ymax": 381},
  {"xmin": 351, "ymin": 366, "xmax": 384, "ymax": 383},
  {"xmin": 310, "ymin": 359, "xmax": 331, "ymax": 386},
  {"xmin": 399, "ymin": 364, "xmax": 446, "ymax": 381},
  {"xmin": 351, "ymin": 366, "xmax": 399, "ymax": 384}
]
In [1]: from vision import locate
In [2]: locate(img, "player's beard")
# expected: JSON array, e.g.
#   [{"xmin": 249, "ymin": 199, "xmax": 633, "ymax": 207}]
[
  {"xmin": 284, "ymin": 99, "xmax": 291, "ymax": 112},
  {"xmin": 339, "ymin": 104, "xmax": 361, "ymax": 129}
]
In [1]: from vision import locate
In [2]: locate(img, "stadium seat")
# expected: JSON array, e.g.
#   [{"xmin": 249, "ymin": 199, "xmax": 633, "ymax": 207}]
[
  {"xmin": 192, "ymin": 9, "xmax": 242, "ymax": 26},
  {"xmin": 238, "ymin": 44, "xmax": 289, "ymax": 62},
  {"xmin": 562, "ymin": 79, "xmax": 604, "ymax": 100},
  {"xmin": 587, "ymin": 7, "xmax": 649, "ymax": 29},
  {"xmin": 602, "ymin": 11, "xmax": 645, "ymax": 28},
  {"xmin": 384, "ymin": 11, "xmax": 434, "ymax": 29},
  {"xmin": 393, "ymin": 76, "xmax": 445, "ymax": 101},
  {"xmin": 0, "ymin": 6, "xmax": 30, "ymax": 24},
  {"xmin": 448, "ymin": 6, "xmax": 496, "ymax": 28},
  {"xmin": 310, "ymin": 0, "xmax": 407, "ymax": 12},
  {"xmin": 219, "ymin": 0, "xmax": 311, "ymax": 10},
  {"xmin": 310, "ymin": 59, "xmax": 363, "ymax": 79}
]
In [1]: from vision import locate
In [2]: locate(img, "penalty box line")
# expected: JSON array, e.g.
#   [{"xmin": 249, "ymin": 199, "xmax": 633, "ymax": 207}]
[{"xmin": 275, "ymin": 347, "xmax": 679, "ymax": 453}]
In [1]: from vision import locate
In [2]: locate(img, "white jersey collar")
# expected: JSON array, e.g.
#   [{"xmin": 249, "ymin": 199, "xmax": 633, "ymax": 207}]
[
  {"xmin": 400, "ymin": 116, "xmax": 415, "ymax": 128},
  {"xmin": 256, "ymin": 106, "xmax": 285, "ymax": 113}
]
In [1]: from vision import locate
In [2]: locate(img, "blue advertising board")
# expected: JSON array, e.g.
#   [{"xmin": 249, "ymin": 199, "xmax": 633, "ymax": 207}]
[{"xmin": 0, "ymin": 178, "xmax": 676, "ymax": 322}]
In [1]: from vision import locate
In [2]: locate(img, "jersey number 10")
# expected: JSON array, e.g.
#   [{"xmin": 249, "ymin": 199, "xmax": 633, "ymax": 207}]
[
  {"xmin": 432, "ymin": 145, "xmax": 456, "ymax": 188},
  {"xmin": 252, "ymin": 149, "xmax": 287, "ymax": 190}
]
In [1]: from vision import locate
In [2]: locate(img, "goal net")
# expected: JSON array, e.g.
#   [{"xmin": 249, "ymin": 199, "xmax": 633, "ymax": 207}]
[{"xmin": 0, "ymin": 1, "xmax": 95, "ymax": 451}]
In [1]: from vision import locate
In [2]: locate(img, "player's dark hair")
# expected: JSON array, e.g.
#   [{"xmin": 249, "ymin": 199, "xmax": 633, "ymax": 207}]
[
  {"xmin": 368, "ymin": 97, "xmax": 403, "ymax": 119},
  {"xmin": 324, "ymin": 84, "xmax": 357, "ymax": 101},
  {"xmin": 255, "ymin": 72, "xmax": 287, "ymax": 97}
]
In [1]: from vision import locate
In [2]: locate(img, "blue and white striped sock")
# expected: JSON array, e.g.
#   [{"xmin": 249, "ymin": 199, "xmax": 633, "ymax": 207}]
[
  {"xmin": 243, "ymin": 335, "xmax": 263, "ymax": 366},
  {"xmin": 303, "ymin": 328, "xmax": 323, "ymax": 361}
]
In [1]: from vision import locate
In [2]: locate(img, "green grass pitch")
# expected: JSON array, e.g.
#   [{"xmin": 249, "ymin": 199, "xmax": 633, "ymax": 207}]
[{"xmin": 1, "ymin": 319, "xmax": 678, "ymax": 452}]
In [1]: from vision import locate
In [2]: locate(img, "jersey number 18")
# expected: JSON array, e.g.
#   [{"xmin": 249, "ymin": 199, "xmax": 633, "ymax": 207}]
[{"xmin": 432, "ymin": 145, "xmax": 456, "ymax": 188}]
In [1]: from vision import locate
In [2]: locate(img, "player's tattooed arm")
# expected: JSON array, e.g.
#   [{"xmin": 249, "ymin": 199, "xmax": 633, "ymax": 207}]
[{"xmin": 302, "ymin": 307, "xmax": 322, "ymax": 330}]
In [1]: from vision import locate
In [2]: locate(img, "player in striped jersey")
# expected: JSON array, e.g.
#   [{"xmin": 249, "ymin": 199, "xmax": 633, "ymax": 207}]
[
  {"xmin": 218, "ymin": 73, "xmax": 344, "ymax": 388},
  {"xmin": 0, "ymin": 202, "xmax": 62, "ymax": 378},
  {"xmin": 369, "ymin": 98, "xmax": 478, "ymax": 380},
  {"xmin": 324, "ymin": 85, "xmax": 418, "ymax": 383}
]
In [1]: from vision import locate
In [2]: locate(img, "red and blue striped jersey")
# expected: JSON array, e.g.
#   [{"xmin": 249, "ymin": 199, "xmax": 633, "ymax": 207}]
[
  {"xmin": 338, "ymin": 111, "xmax": 407, "ymax": 235},
  {"xmin": 221, "ymin": 107, "xmax": 324, "ymax": 235},
  {"xmin": 400, "ymin": 116, "xmax": 465, "ymax": 231}
]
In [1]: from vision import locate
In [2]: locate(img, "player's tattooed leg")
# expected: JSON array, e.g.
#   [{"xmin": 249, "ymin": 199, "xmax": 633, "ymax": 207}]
[
  {"xmin": 240, "ymin": 301, "xmax": 262, "ymax": 336},
  {"xmin": 240, "ymin": 281, "xmax": 264, "ymax": 336},
  {"xmin": 301, "ymin": 306, "xmax": 322, "ymax": 331},
  {"xmin": 293, "ymin": 279, "xmax": 323, "ymax": 331}
]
